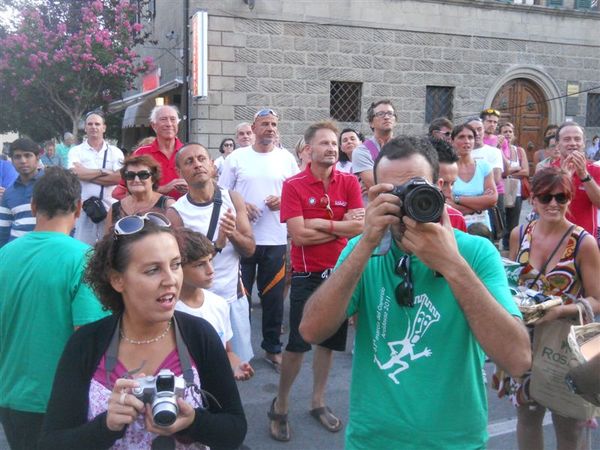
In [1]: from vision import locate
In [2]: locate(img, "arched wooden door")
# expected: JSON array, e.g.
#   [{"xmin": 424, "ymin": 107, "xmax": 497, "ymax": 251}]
[{"xmin": 492, "ymin": 78, "xmax": 548, "ymax": 174}]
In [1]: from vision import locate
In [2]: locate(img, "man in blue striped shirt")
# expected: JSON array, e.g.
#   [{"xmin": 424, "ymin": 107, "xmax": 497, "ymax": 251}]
[{"xmin": 0, "ymin": 138, "xmax": 42, "ymax": 247}]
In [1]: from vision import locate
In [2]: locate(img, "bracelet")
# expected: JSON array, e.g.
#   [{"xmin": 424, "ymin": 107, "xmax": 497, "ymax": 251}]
[
  {"xmin": 580, "ymin": 174, "xmax": 592, "ymax": 183},
  {"xmin": 328, "ymin": 220, "xmax": 334, "ymax": 234}
]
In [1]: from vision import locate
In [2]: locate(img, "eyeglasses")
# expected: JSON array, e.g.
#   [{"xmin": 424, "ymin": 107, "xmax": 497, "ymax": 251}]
[
  {"xmin": 482, "ymin": 108, "xmax": 500, "ymax": 117},
  {"xmin": 223, "ymin": 143, "xmax": 234, "ymax": 148},
  {"xmin": 536, "ymin": 193, "xmax": 569, "ymax": 205},
  {"xmin": 374, "ymin": 111, "xmax": 396, "ymax": 118},
  {"xmin": 114, "ymin": 212, "xmax": 171, "ymax": 236},
  {"xmin": 123, "ymin": 170, "xmax": 152, "ymax": 181},
  {"xmin": 254, "ymin": 108, "xmax": 278, "ymax": 120},
  {"xmin": 395, "ymin": 255, "xmax": 414, "ymax": 308},
  {"xmin": 320, "ymin": 194, "xmax": 334, "ymax": 219}
]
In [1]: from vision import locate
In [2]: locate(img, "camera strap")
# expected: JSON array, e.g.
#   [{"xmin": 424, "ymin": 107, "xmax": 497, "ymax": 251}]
[
  {"xmin": 104, "ymin": 316, "xmax": 194, "ymax": 388},
  {"xmin": 98, "ymin": 142, "xmax": 109, "ymax": 201}
]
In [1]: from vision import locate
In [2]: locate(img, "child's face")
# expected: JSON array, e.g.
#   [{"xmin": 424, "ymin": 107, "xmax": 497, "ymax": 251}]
[{"xmin": 182, "ymin": 256, "xmax": 215, "ymax": 289}]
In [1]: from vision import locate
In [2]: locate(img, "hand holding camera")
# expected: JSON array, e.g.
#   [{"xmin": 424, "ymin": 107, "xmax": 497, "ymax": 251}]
[{"xmin": 106, "ymin": 378, "xmax": 145, "ymax": 432}]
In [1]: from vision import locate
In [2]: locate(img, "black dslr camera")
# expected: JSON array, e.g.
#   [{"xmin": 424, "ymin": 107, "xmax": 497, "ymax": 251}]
[{"xmin": 390, "ymin": 177, "xmax": 445, "ymax": 223}]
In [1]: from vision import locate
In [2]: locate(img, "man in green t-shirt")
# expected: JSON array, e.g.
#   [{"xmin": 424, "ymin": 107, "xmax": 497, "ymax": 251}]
[
  {"xmin": 300, "ymin": 136, "xmax": 531, "ymax": 450},
  {"xmin": 0, "ymin": 167, "xmax": 108, "ymax": 450}
]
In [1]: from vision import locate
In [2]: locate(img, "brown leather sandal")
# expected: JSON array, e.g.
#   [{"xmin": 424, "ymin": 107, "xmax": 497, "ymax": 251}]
[
  {"xmin": 309, "ymin": 406, "xmax": 343, "ymax": 432},
  {"xmin": 268, "ymin": 397, "xmax": 290, "ymax": 441}
]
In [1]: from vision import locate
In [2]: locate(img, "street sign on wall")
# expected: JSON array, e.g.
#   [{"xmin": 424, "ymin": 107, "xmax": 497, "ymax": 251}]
[{"xmin": 191, "ymin": 11, "xmax": 208, "ymax": 98}]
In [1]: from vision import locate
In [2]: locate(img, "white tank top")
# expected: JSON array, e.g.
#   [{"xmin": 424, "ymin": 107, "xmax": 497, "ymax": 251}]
[{"xmin": 172, "ymin": 189, "xmax": 240, "ymax": 303}]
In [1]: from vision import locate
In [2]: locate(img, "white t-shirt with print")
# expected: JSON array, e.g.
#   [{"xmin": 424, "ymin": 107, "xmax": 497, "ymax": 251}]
[
  {"xmin": 218, "ymin": 146, "xmax": 299, "ymax": 245},
  {"xmin": 175, "ymin": 290, "xmax": 233, "ymax": 348}
]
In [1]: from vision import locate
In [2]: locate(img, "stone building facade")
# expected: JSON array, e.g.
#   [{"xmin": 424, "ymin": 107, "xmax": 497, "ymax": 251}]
[{"xmin": 131, "ymin": 0, "xmax": 600, "ymax": 160}]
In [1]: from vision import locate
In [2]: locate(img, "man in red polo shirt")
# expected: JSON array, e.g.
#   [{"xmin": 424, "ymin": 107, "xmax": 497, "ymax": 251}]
[
  {"xmin": 113, "ymin": 105, "xmax": 186, "ymax": 200},
  {"xmin": 268, "ymin": 121, "xmax": 363, "ymax": 442},
  {"xmin": 552, "ymin": 122, "xmax": 600, "ymax": 240}
]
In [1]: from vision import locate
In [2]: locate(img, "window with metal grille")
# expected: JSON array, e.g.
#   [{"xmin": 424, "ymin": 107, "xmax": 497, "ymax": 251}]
[
  {"xmin": 574, "ymin": 0, "xmax": 592, "ymax": 8},
  {"xmin": 425, "ymin": 86, "xmax": 454, "ymax": 123},
  {"xmin": 586, "ymin": 93, "xmax": 600, "ymax": 127},
  {"xmin": 330, "ymin": 81, "xmax": 362, "ymax": 122}
]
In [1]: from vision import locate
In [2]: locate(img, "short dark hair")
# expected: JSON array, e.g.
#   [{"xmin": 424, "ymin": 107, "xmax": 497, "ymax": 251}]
[
  {"xmin": 32, "ymin": 167, "xmax": 81, "ymax": 219},
  {"xmin": 467, "ymin": 223, "xmax": 494, "ymax": 242},
  {"xmin": 451, "ymin": 123, "xmax": 476, "ymax": 141},
  {"xmin": 175, "ymin": 142, "xmax": 209, "ymax": 168},
  {"xmin": 338, "ymin": 128, "xmax": 364, "ymax": 163},
  {"xmin": 85, "ymin": 221, "xmax": 178, "ymax": 313},
  {"xmin": 9, "ymin": 138, "xmax": 40, "ymax": 157},
  {"xmin": 120, "ymin": 154, "xmax": 162, "ymax": 191},
  {"xmin": 366, "ymin": 100, "xmax": 395, "ymax": 123},
  {"xmin": 543, "ymin": 134, "xmax": 556, "ymax": 147},
  {"xmin": 304, "ymin": 120, "xmax": 339, "ymax": 146},
  {"xmin": 219, "ymin": 138, "xmax": 235, "ymax": 154},
  {"xmin": 374, "ymin": 136, "xmax": 439, "ymax": 183},
  {"xmin": 428, "ymin": 117, "xmax": 453, "ymax": 135},
  {"xmin": 429, "ymin": 137, "xmax": 458, "ymax": 164},
  {"xmin": 178, "ymin": 228, "xmax": 215, "ymax": 264},
  {"xmin": 544, "ymin": 124, "xmax": 558, "ymax": 137}
]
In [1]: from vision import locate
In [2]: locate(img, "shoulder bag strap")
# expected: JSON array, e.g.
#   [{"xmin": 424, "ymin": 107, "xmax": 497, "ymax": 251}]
[
  {"xmin": 205, "ymin": 182, "xmax": 223, "ymax": 241},
  {"xmin": 98, "ymin": 144, "xmax": 109, "ymax": 201},
  {"xmin": 363, "ymin": 139, "xmax": 380, "ymax": 161},
  {"xmin": 530, "ymin": 225, "xmax": 575, "ymax": 286},
  {"xmin": 173, "ymin": 315, "xmax": 195, "ymax": 386}
]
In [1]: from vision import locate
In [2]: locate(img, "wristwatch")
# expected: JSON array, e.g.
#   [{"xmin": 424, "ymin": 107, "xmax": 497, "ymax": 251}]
[
  {"xmin": 212, "ymin": 242, "xmax": 223, "ymax": 253},
  {"xmin": 454, "ymin": 195, "xmax": 461, "ymax": 205},
  {"xmin": 580, "ymin": 173, "xmax": 592, "ymax": 183}
]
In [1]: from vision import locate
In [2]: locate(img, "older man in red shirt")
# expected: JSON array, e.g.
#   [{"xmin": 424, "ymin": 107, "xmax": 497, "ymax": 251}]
[
  {"xmin": 551, "ymin": 122, "xmax": 600, "ymax": 241},
  {"xmin": 113, "ymin": 105, "xmax": 186, "ymax": 200}
]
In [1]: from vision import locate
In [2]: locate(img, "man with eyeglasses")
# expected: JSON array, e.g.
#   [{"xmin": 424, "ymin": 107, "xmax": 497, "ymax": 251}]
[
  {"xmin": 219, "ymin": 108, "xmax": 299, "ymax": 370},
  {"xmin": 428, "ymin": 117, "xmax": 453, "ymax": 143},
  {"xmin": 299, "ymin": 136, "xmax": 530, "ymax": 450},
  {"xmin": 552, "ymin": 122, "xmax": 600, "ymax": 241},
  {"xmin": 69, "ymin": 112, "xmax": 123, "ymax": 245},
  {"xmin": 268, "ymin": 121, "xmax": 363, "ymax": 441},
  {"xmin": 352, "ymin": 100, "xmax": 397, "ymax": 203}
]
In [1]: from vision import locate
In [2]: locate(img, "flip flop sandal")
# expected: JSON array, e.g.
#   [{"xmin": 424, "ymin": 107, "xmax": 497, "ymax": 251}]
[
  {"xmin": 263, "ymin": 356, "xmax": 281, "ymax": 373},
  {"xmin": 310, "ymin": 406, "xmax": 343, "ymax": 433},
  {"xmin": 268, "ymin": 397, "xmax": 290, "ymax": 441}
]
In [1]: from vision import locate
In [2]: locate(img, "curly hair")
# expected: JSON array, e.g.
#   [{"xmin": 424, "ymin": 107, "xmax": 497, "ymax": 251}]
[
  {"xmin": 120, "ymin": 154, "xmax": 162, "ymax": 191},
  {"xmin": 85, "ymin": 220, "xmax": 178, "ymax": 313}
]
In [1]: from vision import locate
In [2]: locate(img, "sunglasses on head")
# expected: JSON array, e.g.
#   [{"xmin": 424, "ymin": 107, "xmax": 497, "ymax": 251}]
[
  {"xmin": 320, "ymin": 194, "xmax": 334, "ymax": 219},
  {"xmin": 123, "ymin": 170, "xmax": 152, "ymax": 181},
  {"xmin": 254, "ymin": 108, "xmax": 278, "ymax": 120},
  {"xmin": 536, "ymin": 193, "xmax": 569, "ymax": 204},
  {"xmin": 482, "ymin": 108, "xmax": 500, "ymax": 117},
  {"xmin": 114, "ymin": 212, "xmax": 171, "ymax": 236},
  {"xmin": 395, "ymin": 255, "xmax": 414, "ymax": 308}
]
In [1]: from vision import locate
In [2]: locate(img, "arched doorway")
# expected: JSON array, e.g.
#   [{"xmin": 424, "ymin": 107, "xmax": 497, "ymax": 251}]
[{"xmin": 491, "ymin": 78, "xmax": 548, "ymax": 174}]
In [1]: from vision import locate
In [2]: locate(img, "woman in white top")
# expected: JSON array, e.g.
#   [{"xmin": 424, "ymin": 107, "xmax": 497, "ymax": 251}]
[
  {"xmin": 336, "ymin": 128, "xmax": 364, "ymax": 173},
  {"xmin": 500, "ymin": 122, "xmax": 529, "ymax": 250},
  {"xmin": 214, "ymin": 138, "xmax": 235, "ymax": 178}
]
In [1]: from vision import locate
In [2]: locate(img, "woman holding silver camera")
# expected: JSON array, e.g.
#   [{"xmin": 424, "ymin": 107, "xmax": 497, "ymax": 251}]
[
  {"xmin": 508, "ymin": 167, "xmax": 600, "ymax": 450},
  {"xmin": 39, "ymin": 214, "xmax": 246, "ymax": 449}
]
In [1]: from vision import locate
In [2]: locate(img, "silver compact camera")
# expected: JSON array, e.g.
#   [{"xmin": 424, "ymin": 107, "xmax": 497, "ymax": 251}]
[{"xmin": 132, "ymin": 369, "xmax": 186, "ymax": 427}]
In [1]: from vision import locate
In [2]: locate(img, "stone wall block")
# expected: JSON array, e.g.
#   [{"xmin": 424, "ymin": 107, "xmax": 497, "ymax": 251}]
[
  {"xmin": 235, "ymin": 48, "xmax": 258, "ymax": 63},
  {"xmin": 209, "ymin": 46, "xmax": 235, "ymax": 61},
  {"xmin": 222, "ymin": 62, "xmax": 247, "ymax": 77},
  {"xmin": 423, "ymin": 47, "xmax": 443, "ymax": 59},
  {"xmin": 318, "ymin": 67, "xmax": 361, "ymax": 81},
  {"xmin": 234, "ymin": 77, "xmax": 258, "ymax": 92},
  {"xmin": 371, "ymin": 84, "xmax": 392, "ymax": 96},
  {"xmin": 222, "ymin": 92, "xmax": 247, "ymax": 106},
  {"xmin": 394, "ymin": 58, "xmax": 414, "ymax": 71},
  {"xmin": 451, "ymin": 35, "xmax": 472, "ymax": 49},
  {"xmin": 281, "ymin": 52, "xmax": 304, "ymax": 66},
  {"xmin": 306, "ymin": 81, "xmax": 328, "ymax": 94},
  {"xmin": 207, "ymin": 61, "xmax": 222, "ymax": 76},
  {"xmin": 260, "ymin": 21, "xmax": 283, "ymax": 35},
  {"xmin": 384, "ymin": 70, "xmax": 403, "ymax": 83},
  {"xmin": 414, "ymin": 60, "xmax": 435, "ymax": 72},
  {"xmin": 222, "ymin": 31, "xmax": 246, "ymax": 47},
  {"xmin": 308, "ymin": 52, "xmax": 329, "ymax": 66},
  {"xmin": 247, "ymin": 93, "xmax": 270, "ymax": 106},
  {"xmin": 234, "ymin": 106, "xmax": 256, "ymax": 121},
  {"xmin": 329, "ymin": 54, "xmax": 353, "ymax": 68},
  {"xmin": 296, "ymin": 67, "xmax": 319, "ymax": 80},
  {"xmin": 316, "ymin": 39, "xmax": 338, "ymax": 53},
  {"xmin": 272, "ymin": 94, "xmax": 295, "ymax": 107},
  {"xmin": 271, "ymin": 65, "xmax": 295, "ymax": 79},
  {"xmin": 259, "ymin": 50, "xmax": 284, "ymax": 64},
  {"xmin": 284, "ymin": 107, "xmax": 306, "ymax": 121},
  {"xmin": 260, "ymin": 78, "xmax": 283, "ymax": 92},
  {"xmin": 402, "ymin": 46, "xmax": 423, "ymax": 58},
  {"xmin": 283, "ymin": 23, "xmax": 306, "ymax": 37},
  {"xmin": 196, "ymin": 105, "xmax": 209, "ymax": 119},
  {"xmin": 247, "ymin": 64, "xmax": 270, "ymax": 77},
  {"xmin": 284, "ymin": 80, "xmax": 306, "ymax": 93},
  {"xmin": 361, "ymin": 42, "xmax": 385, "ymax": 55},
  {"xmin": 198, "ymin": 119, "xmax": 222, "ymax": 133},
  {"xmin": 209, "ymin": 16, "xmax": 234, "ymax": 32},
  {"xmin": 210, "ymin": 76, "xmax": 235, "ymax": 91},
  {"xmin": 374, "ymin": 56, "xmax": 391, "ymax": 70},
  {"xmin": 295, "ymin": 94, "xmax": 317, "ymax": 108},
  {"xmin": 352, "ymin": 55, "xmax": 372, "ymax": 69},
  {"xmin": 247, "ymin": 34, "xmax": 270, "ymax": 48},
  {"xmin": 373, "ymin": 29, "xmax": 395, "ymax": 42},
  {"xmin": 235, "ymin": 19, "xmax": 259, "ymax": 34},
  {"xmin": 209, "ymin": 105, "xmax": 234, "ymax": 120},
  {"xmin": 207, "ymin": 91, "xmax": 222, "ymax": 105},
  {"xmin": 329, "ymin": 25, "xmax": 371, "ymax": 42},
  {"xmin": 306, "ymin": 108, "xmax": 328, "ymax": 121},
  {"xmin": 339, "ymin": 41, "xmax": 361, "ymax": 54},
  {"xmin": 433, "ymin": 60, "xmax": 454, "ymax": 74},
  {"xmin": 383, "ymin": 44, "xmax": 404, "ymax": 58},
  {"xmin": 295, "ymin": 39, "xmax": 317, "ymax": 52},
  {"xmin": 207, "ymin": 31, "xmax": 221, "ymax": 46},
  {"xmin": 361, "ymin": 69, "xmax": 384, "ymax": 82}
]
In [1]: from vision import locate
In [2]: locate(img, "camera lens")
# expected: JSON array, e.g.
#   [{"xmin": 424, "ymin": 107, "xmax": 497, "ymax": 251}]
[
  {"xmin": 404, "ymin": 185, "xmax": 444, "ymax": 222},
  {"xmin": 153, "ymin": 396, "xmax": 179, "ymax": 427}
]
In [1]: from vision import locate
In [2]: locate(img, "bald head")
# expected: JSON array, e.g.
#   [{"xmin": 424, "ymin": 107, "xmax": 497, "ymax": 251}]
[{"xmin": 175, "ymin": 142, "xmax": 209, "ymax": 168}]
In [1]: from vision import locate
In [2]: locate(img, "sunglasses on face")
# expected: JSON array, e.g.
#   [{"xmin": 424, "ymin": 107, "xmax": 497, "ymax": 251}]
[
  {"xmin": 223, "ymin": 143, "xmax": 234, "ymax": 147},
  {"xmin": 114, "ymin": 212, "xmax": 171, "ymax": 236},
  {"xmin": 123, "ymin": 170, "xmax": 152, "ymax": 181},
  {"xmin": 320, "ymin": 194, "xmax": 334, "ymax": 219},
  {"xmin": 254, "ymin": 108, "xmax": 278, "ymax": 120},
  {"xmin": 395, "ymin": 255, "xmax": 414, "ymax": 308},
  {"xmin": 536, "ymin": 193, "xmax": 569, "ymax": 205}
]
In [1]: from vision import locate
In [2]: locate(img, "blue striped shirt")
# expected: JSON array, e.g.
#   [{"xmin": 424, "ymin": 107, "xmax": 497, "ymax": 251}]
[{"xmin": 0, "ymin": 171, "xmax": 42, "ymax": 247}]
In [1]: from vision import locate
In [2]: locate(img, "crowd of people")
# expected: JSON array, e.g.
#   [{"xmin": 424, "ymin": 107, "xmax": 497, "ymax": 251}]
[{"xmin": 1, "ymin": 100, "xmax": 599, "ymax": 450}]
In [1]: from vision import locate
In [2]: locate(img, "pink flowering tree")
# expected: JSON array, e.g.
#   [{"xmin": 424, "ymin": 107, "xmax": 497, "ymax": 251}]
[{"xmin": 0, "ymin": 0, "xmax": 153, "ymax": 140}]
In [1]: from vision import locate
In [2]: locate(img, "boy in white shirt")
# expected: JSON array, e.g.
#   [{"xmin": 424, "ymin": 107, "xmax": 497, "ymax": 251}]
[{"xmin": 176, "ymin": 229, "xmax": 254, "ymax": 381}]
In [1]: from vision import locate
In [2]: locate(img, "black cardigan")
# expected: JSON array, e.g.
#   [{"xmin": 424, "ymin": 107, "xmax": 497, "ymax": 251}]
[{"xmin": 38, "ymin": 311, "xmax": 247, "ymax": 450}]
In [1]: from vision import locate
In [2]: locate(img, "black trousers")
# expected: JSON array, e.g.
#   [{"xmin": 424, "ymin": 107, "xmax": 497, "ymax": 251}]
[
  {"xmin": 241, "ymin": 244, "xmax": 287, "ymax": 354},
  {"xmin": 0, "ymin": 407, "xmax": 45, "ymax": 450}
]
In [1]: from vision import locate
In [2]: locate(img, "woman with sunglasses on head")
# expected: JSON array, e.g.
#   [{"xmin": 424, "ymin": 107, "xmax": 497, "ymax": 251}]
[
  {"xmin": 508, "ymin": 167, "xmax": 600, "ymax": 450},
  {"xmin": 105, "ymin": 155, "xmax": 175, "ymax": 233},
  {"xmin": 336, "ymin": 128, "xmax": 364, "ymax": 174},
  {"xmin": 214, "ymin": 138, "xmax": 236, "ymax": 178},
  {"xmin": 39, "ymin": 213, "xmax": 246, "ymax": 449}
]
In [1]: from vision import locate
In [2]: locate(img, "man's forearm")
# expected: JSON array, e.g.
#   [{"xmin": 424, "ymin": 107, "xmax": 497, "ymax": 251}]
[
  {"xmin": 229, "ymin": 231, "xmax": 256, "ymax": 258},
  {"xmin": 443, "ymin": 258, "xmax": 531, "ymax": 377},
  {"xmin": 300, "ymin": 237, "xmax": 372, "ymax": 343},
  {"xmin": 583, "ymin": 179, "xmax": 600, "ymax": 207}
]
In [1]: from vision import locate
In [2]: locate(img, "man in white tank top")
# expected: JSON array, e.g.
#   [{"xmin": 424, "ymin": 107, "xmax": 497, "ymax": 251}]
[{"xmin": 167, "ymin": 143, "xmax": 256, "ymax": 363}]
